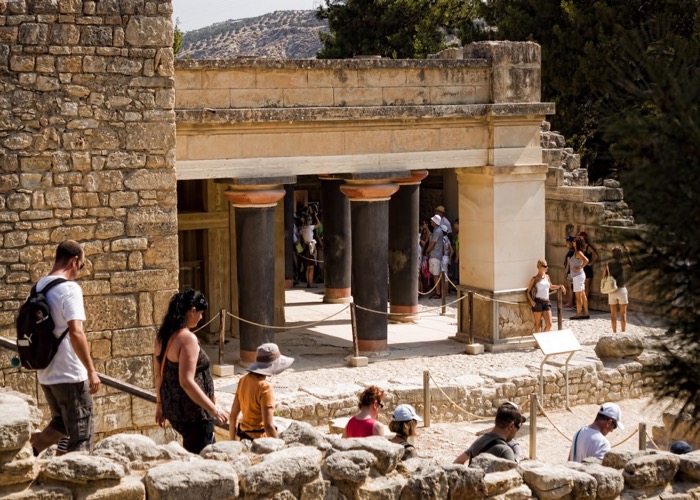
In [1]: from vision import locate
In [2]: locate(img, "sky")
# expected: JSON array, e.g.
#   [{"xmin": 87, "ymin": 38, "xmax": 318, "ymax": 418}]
[{"xmin": 172, "ymin": 0, "xmax": 318, "ymax": 33}]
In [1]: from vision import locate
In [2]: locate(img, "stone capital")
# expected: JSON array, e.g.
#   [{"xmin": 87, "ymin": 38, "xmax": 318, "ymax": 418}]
[
  {"xmin": 393, "ymin": 170, "xmax": 428, "ymax": 186},
  {"xmin": 339, "ymin": 180, "xmax": 399, "ymax": 202},
  {"xmin": 224, "ymin": 184, "xmax": 285, "ymax": 208}
]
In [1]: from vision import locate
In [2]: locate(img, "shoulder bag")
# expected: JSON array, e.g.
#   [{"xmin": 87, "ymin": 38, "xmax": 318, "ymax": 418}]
[{"xmin": 600, "ymin": 264, "xmax": 618, "ymax": 294}]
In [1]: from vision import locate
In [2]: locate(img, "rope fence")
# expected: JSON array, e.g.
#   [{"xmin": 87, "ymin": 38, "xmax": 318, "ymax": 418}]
[
  {"xmin": 226, "ymin": 305, "xmax": 350, "ymax": 333},
  {"xmin": 192, "ymin": 312, "xmax": 221, "ymax": 334}
]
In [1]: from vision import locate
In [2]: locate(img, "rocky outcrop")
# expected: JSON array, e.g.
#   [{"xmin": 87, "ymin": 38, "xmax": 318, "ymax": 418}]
[
  {"xmin": 2, "ymin": 389, "xmax": 698, "ymax": 499},
  {"xmin": 595, "ymin": 334, "xmax": 645, "ymax": 360}
]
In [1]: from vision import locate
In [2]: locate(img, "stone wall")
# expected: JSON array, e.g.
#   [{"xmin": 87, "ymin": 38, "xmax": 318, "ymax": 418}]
[
  {"xmin": 541, "ymin": 122, "xmax": 654, "ymax": 313},
  {"xmin": 0, "ymin": 0, "xmax": 178, "ymax": 441},
  {"xmin": 2, "ymin": 390, "xmax": 699, "ymax": 499}
]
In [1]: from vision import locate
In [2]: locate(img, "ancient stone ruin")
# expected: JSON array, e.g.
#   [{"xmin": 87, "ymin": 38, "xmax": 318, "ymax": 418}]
[{"xmin": 1, "ymin": 389, "xmax": 699, "ymax": 499}]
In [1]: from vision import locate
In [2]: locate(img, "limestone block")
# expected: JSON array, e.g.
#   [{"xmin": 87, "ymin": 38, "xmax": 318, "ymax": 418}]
[
  {"xmin": 332, "ymin": 436, "xmax": 404, "ymax": 474},
  {"xmin": 471, "ymin": 454, "xmax": 519, "ymax": 474},
  {"xmin": 401, "ymin": 465, "xmax": 448, "ymax": 500},
  {"xmin": 126, "ymin": 208, "xmax": 177, "ymax": 240},
  {"xmin": 565, "ymin": 462, "xmax": 624, "ymax": 500},
  {"xmin": 92, "ymin": 434, "xmax": 161, "ymax": 471},
  {"xmin": 157, "ymin": 441, "xmax": 197, "ymax": 461},
  {"xmin": 91, "ymin": 252, "xmax": 127, "ymax": 272},
  {"xmin": 124, "ymin": 169, "xmax": 176, "ymax": 191},
  {"xmin": 73, "ymin": 475, "xmax": 145, "ymax": 500},
  {"xmin": 494, "ymin": 483, "xmax": 533, "ymax": 499},
  {"xmin": 251, "ymin": 437, "xmax": 285, "ymax": 455},
  {"xmin": 200, "ymin": 441, "xmax": 247, "ymax": 462},
  {"xmin": 522, "ymin": 465, "xmax": 596, "ymax": 500},
  {"xmin": 0, "ymin": 446, "xmax": 38, "ymax": 486},
  {"xmin": 595, "ymin": 334, "xmax": 645, "ymax": 359},
  {"xmin": 442, "ymin": 464, "xmax": 486, "ymax": 499},
  {"xmin": 677, "ymin": 453, "xmax": 700, "ymax": 482},
  {"xmin": 239, "ymin": 446, "xmax": 322, "ymax": 497},
  {"xmin": 144, "ymin": 459, "xmax": 238, "ymax": 500},
  {"xmin": 355, "ymin": 475, "xmax": 405, "ymax": 500},
  {"xmin": 42, "ymin": 454, "xmax": 125, "ymax": 484},
  {"xmin": 280, "ymin": 421, "xmax": 332, "ymax": 452},
  {"xmin": 104, "ymin": 356, "xmax": 152, "ymax": 389},
  {"xmin": 126, "ymin": 122, "xmax": 175, "ymax": 151},
  {"xmin": 0, "ymin": 485, "xmax": 72, "ymax": 499},
  {"xmin": 484, "ymin": 468, "xmax": 523, "ymax": 496},
  {"xmin": 124, "ymin": 16, "xmax": 172, "ymax": 47},
  {"xmin": 623, "ymin": 453, "xmax": 680, "ymax": 490},
  {"xmin": 301, "ymin": 479, "xmax": 338, "ymax": 500},
  {"xmin": 0, "ymin": 394, "xmax": 32, "ymax": 461},
  {"xmin": 323, "ymin": 449, "xmax": 376, "ymax": 484},
  {"xmin": 93, "ymin": 394, "xmax": 133, "ymax": 434},
  {"xmin": 110, "ymin": 269, "xmax": 175, "ymax": 294},
  {"xmin": 111, "ymin": 327, "xmax": 154, "ymax": 357}
]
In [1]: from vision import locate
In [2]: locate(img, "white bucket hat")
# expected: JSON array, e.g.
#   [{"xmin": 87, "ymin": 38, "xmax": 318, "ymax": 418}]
[
  {"xmin": 431, "ymin": 215, "xmax": 442, "ymax": 226},
  {"xmin": 246, "ymin": 343, "xmax": 294, "ymax": 376}
]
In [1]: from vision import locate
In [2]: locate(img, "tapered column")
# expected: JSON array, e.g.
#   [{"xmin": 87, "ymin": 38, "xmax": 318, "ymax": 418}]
[
  {"xmin": 225, "ymin": 183, "xmax": 286, "ymax": 363},
  {"xmin": 340, "ymin": 180, "xmax": 399, "ymax": 354},
  {"xmin": 284, "ymin": 185, "xmax": 295, "ymax": 288},
  {"xmin": 320, "ymin": 177, "xmax": 352, "ymax": 303},
  {"xmin": 389, "ymin": 170, "xmax": 428, "ymax": 322}
]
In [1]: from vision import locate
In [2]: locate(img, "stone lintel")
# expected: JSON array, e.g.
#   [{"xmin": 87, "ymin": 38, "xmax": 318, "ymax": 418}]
[
  {"xmin": 214, "ymin": 176, "xmax": 296, "ymax": 186},
  {"xmin": 337, "ymin": 171, "xmax": 409, "ymax": 181},
  {"xmin": 456, "ymin": 164, "xmax": 548, "ymax": 178},
  {"xmin": 176, "ymin": 57, "xmax": 490, "ymax": 71},
  {"xmin": 175, "ymin": 103, "xmax": 555, "ymax": 125}
]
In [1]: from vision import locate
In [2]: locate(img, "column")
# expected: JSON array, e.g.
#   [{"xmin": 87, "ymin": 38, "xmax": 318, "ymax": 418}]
[
  {"xmin": 225, "ymin": 182, "xmax": 287, "ymax": 364},
  {"xmin": 388, "ymin": 170, "xmax": 428, "ymax": 322},
  {"xmin": 320, "ymin": 177, "xmax": 352, "ymax": 303},
  {"xmin": 340, "ymin": 179, "xmax": 399, "ymax": 354},
  {"xmin": 283, "ymin": 185, "xmax": 295, "ymax": 288}
]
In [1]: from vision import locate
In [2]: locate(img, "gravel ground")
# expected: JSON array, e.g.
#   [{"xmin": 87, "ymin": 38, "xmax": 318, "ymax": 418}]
[{"xmin": 209, "ymin": 291, "xmax": 674, "ymax": 464}]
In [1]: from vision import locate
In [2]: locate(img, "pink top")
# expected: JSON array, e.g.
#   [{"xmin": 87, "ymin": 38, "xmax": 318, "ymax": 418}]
[{"xmin": 345, "ymin": 416, "xmax": 376, "ymax": 437}]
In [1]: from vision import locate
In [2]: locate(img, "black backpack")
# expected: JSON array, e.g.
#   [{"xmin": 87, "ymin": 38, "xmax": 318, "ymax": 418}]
[{"xmin": 16, "ymin": 278, "xmax": 69, "ymax": 370}]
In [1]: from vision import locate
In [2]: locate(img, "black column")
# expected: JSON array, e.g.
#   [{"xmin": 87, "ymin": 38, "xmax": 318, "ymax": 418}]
[
  {"xmin": 388, "ymin": 171, "xmax": 427, "ymax": 321},
  {"xmin": 340, "ymin": 181, "xmax": 398, "ymax": 354},
  {"xmin": 284, "ymin": 185, "xmax": 295, "ymax": 288},
  {"xmin": 235, "ymin": 206, "xmax": 276, "ymax": 358},
  {"xmin": 320, "ymin": 178, "xmax": 352, "ymax": 303}
]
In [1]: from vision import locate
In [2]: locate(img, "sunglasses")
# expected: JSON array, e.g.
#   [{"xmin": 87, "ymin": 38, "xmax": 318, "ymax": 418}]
[
  {"xmin": 76, "ymin": 257, "xmax": 85, "ymax": 270},
  {"xmin": 541, "ymin": 264, "xmax": 548, "ymax": 268},
  {"xmin": 376, "ymin": 401, "xmax": 384, "ymax": 408}
]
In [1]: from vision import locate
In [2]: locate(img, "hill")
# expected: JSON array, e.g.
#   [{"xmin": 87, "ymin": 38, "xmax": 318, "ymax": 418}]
[{"xmin": 178, "ymin": 10, "xmax": 326, "ymax": 60}]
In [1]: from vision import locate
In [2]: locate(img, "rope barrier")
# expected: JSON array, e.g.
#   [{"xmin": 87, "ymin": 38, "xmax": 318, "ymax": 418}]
[
  {"xmin": 225, "ymin": 305, "xmax": 350, "ymax": 333},
  {"xmin": 354, "ymin": 291, "xmax": 468, "ymax": 317},
  {"xmin": 611, "ymin": 428, "xmax": 639, "ymax": 448},
  {"xmin": 536, "ymin": 400, "xmax": 573, "ymax": 442},
  {"xmin": 473, "ymin": 292, "xmax": 526, "ymax": 306},
  {"xmin": 418, "ymin": 275, "xmax": 442, "ymax": 296},
  {"xmin": 297, "ymin": 253, "xmax": 324, "ymax": 265},
  {"xmin": 192, "ymin": 312, "xmax": 221, "ymax": 334},
  {"xmin": 427, "ymin": 372, "xmax": 495, "ymax": 420}
]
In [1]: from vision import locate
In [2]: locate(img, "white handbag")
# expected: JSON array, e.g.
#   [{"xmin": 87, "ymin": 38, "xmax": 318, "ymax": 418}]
[{"xmin": 600, "ymin": 265, "xmax": 618, "ymax": 294}]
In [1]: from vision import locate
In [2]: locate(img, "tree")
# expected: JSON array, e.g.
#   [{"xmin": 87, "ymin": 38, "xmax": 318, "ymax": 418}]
[
  {"xmin": 316, "ymin": 0, "xmax": 479, "ymax": 59},
  {"xmin": 173, "ymin": 18, "xmax": 184, "ymax": 55},
  {"xmin": 602, "ymin": 22, "xmax": 700, "ymax": 424},
  {"xmin": 476, "ymin": 0, "xmax": 698, "ymax": 180}
]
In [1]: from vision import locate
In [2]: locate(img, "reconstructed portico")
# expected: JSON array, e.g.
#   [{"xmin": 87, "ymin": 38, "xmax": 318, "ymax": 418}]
[{"xmin": 174, "ymin": 42, "xmax": 554, "ymax": 354}]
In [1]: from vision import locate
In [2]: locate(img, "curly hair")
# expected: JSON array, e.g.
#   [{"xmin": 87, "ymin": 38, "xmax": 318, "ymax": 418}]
[
  {"xmin": 156, "ymin": 289, "xmax": 208, "ymax": 359},
  {"xmin": 358, "ymin": 385, "xmax": 384, "ymax": 409}
]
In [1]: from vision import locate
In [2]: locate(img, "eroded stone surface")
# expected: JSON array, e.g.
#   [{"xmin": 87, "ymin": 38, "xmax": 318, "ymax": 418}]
[{"xmin": 144, "ymin": 459, "xmax": 239, "ymax": 500}]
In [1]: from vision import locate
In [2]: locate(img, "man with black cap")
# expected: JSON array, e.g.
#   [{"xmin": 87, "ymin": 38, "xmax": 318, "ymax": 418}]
[
  {"xmin": 569, "ymin": 402, "xmax": 624, "ymax": 462},
  {"xmin": 454, "ymin": 402, "xmax": 526, "ymax": 464}
]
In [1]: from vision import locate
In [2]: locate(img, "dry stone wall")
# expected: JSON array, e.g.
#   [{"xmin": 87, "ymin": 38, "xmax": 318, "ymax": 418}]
[{"xmin": 0, "ymin": 0, "xmax": 178, "ymax": 441}]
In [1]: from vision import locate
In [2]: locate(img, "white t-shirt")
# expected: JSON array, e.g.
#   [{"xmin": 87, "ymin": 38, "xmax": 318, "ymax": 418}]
[
  {"xmin": 569, "ymin": 426, "xmax": 610, "ymax": 462},
  {"xmin": 35, "ymin": 276, "xmax": 88, "ymax": 385},
  {"xmin": 301, "ymin": 224, "xmax": 315, "ymax": 244}
]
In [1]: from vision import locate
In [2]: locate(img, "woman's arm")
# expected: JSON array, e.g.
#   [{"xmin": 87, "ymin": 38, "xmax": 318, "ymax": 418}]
[
  {"xmin": 588, "ymin": 245, "xmax": 599, "ymax": 266},
  {"xmin": 546, "ymin": 275, "xmax": 565, "ymax": 295},
  {"xmin": 229, "ymin": 396, "xmax": 241, "ymax": 440},
  {"xmin": 576, "ymin": 251, "xmax": 589, "ymax": 268},
  {"xmin": 373, "ymin": 420, "xmax": 385, "ymax": 437},
  {"xmin": 177, "ymin": 333, "xmax": 228, "ymax": 425}
]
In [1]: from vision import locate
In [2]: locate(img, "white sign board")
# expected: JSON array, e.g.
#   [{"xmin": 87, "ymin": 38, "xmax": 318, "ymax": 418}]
[{"xmin": 533, "ymin": 329, "xmax": 581, "ymax": 356}]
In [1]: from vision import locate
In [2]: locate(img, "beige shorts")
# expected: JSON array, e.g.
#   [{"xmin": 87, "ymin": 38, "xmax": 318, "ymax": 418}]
[
  {"xmin": 572, "ymin": 274, "xmax": 585, "ymax": 293},
  {"xmin": 608, "ymin": 286, "xmax": 629, "ymax": 305},
  {"xmin": 429, "ymin": 258, "xmax": 441, "ymax": 276}
]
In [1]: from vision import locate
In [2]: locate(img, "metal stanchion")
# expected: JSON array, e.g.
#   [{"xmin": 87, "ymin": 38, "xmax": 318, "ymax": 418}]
[
  {"xmin": 529, "ymin": 394, "xmax": 537, "ymax": 460},
  {"xmin": 639, "ymin": 423, "xmax": 647, "ymax": 450},
  {"xmin": 557, "ymin": 288, "xmax": 563, "ymax": 330},
  {"xmin": 218, "ymin": 308, "xmax": 226, "ymax": 366},
  {"xmin": 423, "ymin": 370, "xmax": 431, "ymax": 428}
]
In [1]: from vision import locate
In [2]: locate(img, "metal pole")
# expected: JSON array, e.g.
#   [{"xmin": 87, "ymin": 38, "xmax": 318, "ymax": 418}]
[
  {"xmin": 423, "ymin": 370, "xmax": 431, "ymax": 428},
  {"xmin": 350, "ymin": 302, "xmax": 359, "ymax": 358},
  {"xmin": 468, "ymin": 290, "xmax": 474, "ymax": 345},
  {"xmin": 529, "ymin": 393, "xmax": 537, "ymax": 460},
  {"xmin": 639, "ymin": 422, "xmax": 647, "ymax": 451},
  {"xmin": 441, "ymin": 272, "xmax": 446, "ymax": 315},
  {"xmin": 557, "ymin": 288, "xmax": 563, "ymax": 330},
  {"xmin": 218, "ymin": 308, "xmax": 226, "ymax": 366}
]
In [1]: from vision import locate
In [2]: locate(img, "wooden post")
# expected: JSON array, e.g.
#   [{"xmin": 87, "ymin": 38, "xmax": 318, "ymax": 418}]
[
  {"xmin": 441, "ymin": 272, "xmax": 446, "ymax": 315},
  {"xmin": 468, "ymin": 290, "xmax": 474, "ymax": 345},
  {"xmin": 218, "ymin": 308, "xmax": 226, "ymax": 366},
  {"xmin": 557, "ymin": 288, "xmax": 563, "ymax": 330},
  {"xmin": 639, "ymin": 422, "xmax": 647, "ymax": 451},
  {"xmin": 350, "ymin": 302, "xmax": 359, "ymax": 358},
  {"xmin": 423, "ymin": 370, "xmax": 431, "ymax": 428},
  {"xmin": 529, "ymin": 394, "xmax": 537, "ymax": 460}
]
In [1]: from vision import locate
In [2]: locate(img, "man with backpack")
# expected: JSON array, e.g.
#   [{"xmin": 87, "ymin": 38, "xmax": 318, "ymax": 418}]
[
  {"xmin": 453, "ymin": 402, "xmax": 526, "ymax": 464},
  {"xmin": 28, "ymin": 240, "xmax": 100, "ymax": 455}
]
